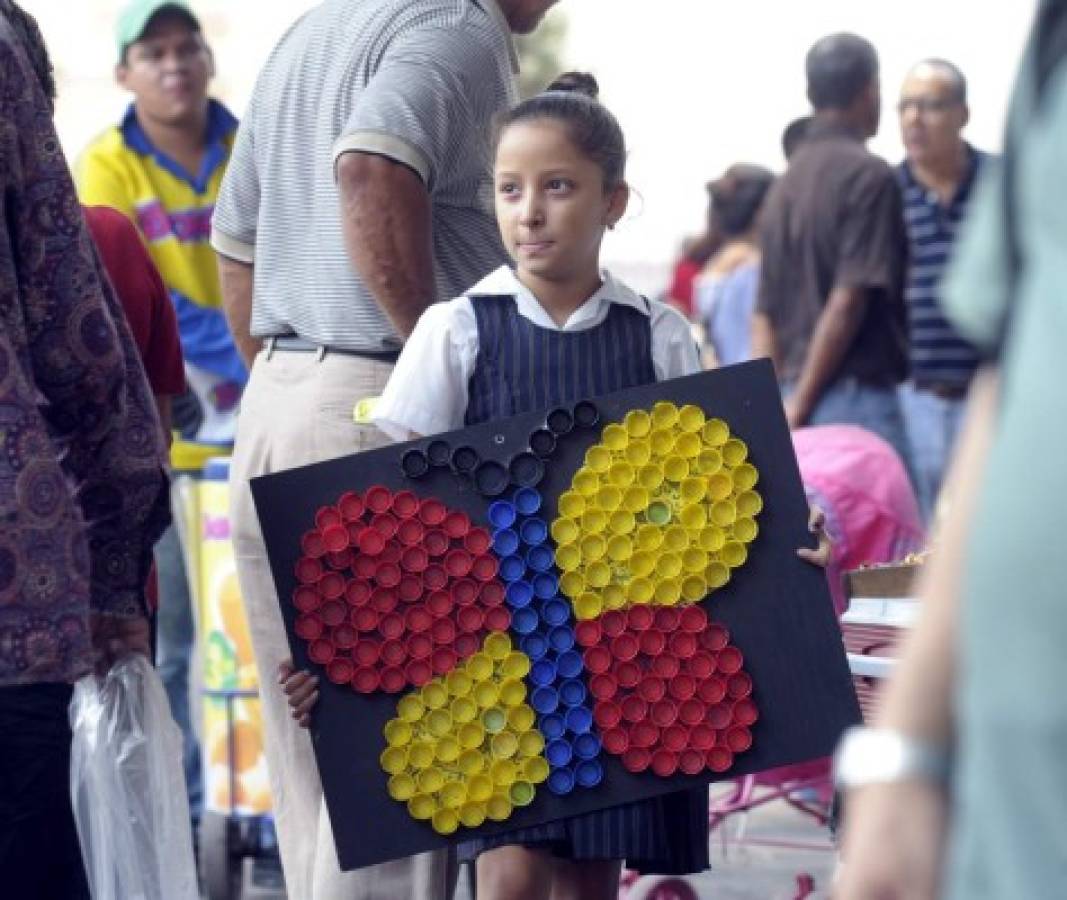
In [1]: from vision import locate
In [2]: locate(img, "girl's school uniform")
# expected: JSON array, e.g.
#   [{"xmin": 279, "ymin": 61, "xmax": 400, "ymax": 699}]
[{"xmin": 374, "ymin": 265, "xmax": 709, "ymax": 873}]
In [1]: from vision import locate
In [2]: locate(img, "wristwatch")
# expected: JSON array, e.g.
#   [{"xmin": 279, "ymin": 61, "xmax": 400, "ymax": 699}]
[{"xmin": 834, "ymin": 726, "xmax": 951, "ymax": 791}]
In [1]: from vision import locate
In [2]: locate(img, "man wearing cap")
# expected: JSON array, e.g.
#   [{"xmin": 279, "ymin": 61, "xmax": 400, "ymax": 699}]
[{"xmin": 76, "ymin": 0, "xmax": 245, "ymax": 836}]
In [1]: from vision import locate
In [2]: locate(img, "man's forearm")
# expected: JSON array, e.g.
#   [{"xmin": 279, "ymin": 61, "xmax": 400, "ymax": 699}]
[
  {"xmin": 751, "ymin": 312, "xmax": 780, "ymax": 372},
  {"xmin": 790, "ymin": 284, "xmax": 868, "ymax": 425},
  {"xmin": 217, "ymin": 254, "xmax": 260, "ymax": 368},
  {"xmin": 338, "ymin": 152, "xmax": 435, "ymax": 338}
]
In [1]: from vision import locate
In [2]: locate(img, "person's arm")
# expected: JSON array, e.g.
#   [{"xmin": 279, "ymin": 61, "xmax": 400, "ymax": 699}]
[
  {"xmin": 217, "ymin": 254, "xmax": 260, "ymax": 368},
  {"xmin": 750, "ymin": 311, "xmax": 780, "ymax": 371},
  {"xmin": 337, "ymin": 151, "xmax": 436, "ymax": 338},
  {"xmin": 783, "ymin": 284, "xmax": 867, "ymax": 428},
  {"xmin": 835, "ymin": 367, "xmax": 999, "ymax": 900}
]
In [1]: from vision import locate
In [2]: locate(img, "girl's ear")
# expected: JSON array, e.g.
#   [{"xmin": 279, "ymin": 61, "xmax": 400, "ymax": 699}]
[{"xmin": 606, "ymin": 182, "xmax": 630, "ymax": 230}]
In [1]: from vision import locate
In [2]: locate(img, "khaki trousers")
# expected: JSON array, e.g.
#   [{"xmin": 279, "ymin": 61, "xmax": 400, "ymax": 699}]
[{"xmin": 230, "ymin": 349, "xmax": 457, "ymax": 900}]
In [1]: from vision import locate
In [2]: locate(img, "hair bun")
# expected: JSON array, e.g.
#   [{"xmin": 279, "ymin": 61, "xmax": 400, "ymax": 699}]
[{"xmin": 545, "ymin": 71, "xmax": 599, "ymax": 100}]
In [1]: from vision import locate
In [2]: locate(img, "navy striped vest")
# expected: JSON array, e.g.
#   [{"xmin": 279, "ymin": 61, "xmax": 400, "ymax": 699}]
[{"xmin": 464, "ymin": 295, "xmax": 657, "ymax": 425}]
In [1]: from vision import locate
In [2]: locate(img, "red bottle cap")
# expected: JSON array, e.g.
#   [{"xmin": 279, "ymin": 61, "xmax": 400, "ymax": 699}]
[
  {"xmin": 637, "ymin": 676, "xmax": 667, "ymax": 704},
  {"xmin": 322, "ymin": 525, "xmax": 348, "ymax": 553},
  {"xmin": 651, "ymin": 653, "xmax": 680, "ymax": 680},
  {"xmin": 391, "ymin": 490, "xmax": 419, "ymax": 519},
  {"xmin": 622, "ymin": 747, "xmax": 651, "ymax": 773},
  {"xmin": 405, "ymin": 606, "xmax": 433, "ymax": 634},
  {"xmin": 679, "ymin": 698, "xmax": 705, "ymax": 726},
  {"xmin": 374, "ymin": 563, "xmax": 402, "ymax": 589},
  {"xmin": 444, "ymin": 549, "xmax": 473, "ymax": 577},
  {"xmin": 353, "ymin": 640, "xmax": 380, "ymax": 666},
  {"xmin": 455, "ymin": 632, "xmax": 479, "ymax": 659},
  {"xmin": 315, "ymin": 507, "xmax": 342, "ymax": 530},
  {"xmin": 419, "ymin": 498, "xmax": 448, "ymax": 527},
  {"xmin": 431, "ymin": 647, "xmax": 458, "ymax": 675},
  {"xmin": 484, "ymin": 605, "xmax": 509, "ymax": 633},
  {"xmin": 370, "ymin": 514, "xmax": 398, "ymax": 541},
  {"xmin": 464, "ymin": 527, "xmax": 492, "ymax": 556},
  {"xmin": 308, "ymin": 639, "xmax": 335, "ymax": 664},
  {"xmin": 651, "ymin": 749, "xmax": 678, "ymax": 777},
  {"xmin": 357, "ymin": 529, "xmax": 385, "ymax": 556},
  {"xmin": 639, "ymin": 629, "xmax": 667, "ymax": 657},
  {"xmin": 594, "ymin": 700, "xmax": 623, "ymax": 730},
  {"xmin": 398, "ymin": 574, "xmax": 423, "ymax": 603},
  {"xmin": 602, "ymin": 727, "xmax": 629, "ymax": 755},
  {"xmin": 301, "ymin": 530, "xmax": 326, "ymax": 559},
  {"xmin": 457, "ymin": 605, "xmax": 484, "ymax": 634},
  {"xmin": 690, "ymin": 722, "xmax": 716, "ymax": 750},
  {"xmin": 574, "ymin": 619, "xmax": 602, "ymax": 648},
  {"xmin": 346, "ymin": 522, "xmax": 365, "ymax": 545},
  {"xmin": 431, "ymin": 617, "xmax": 456, "ymax": 645},
  {"xmin": 426, "ymin": 590, "xmax": 452, "ymax": 618},
  {"xmin": 406, "ymin": 659, "xmax": 433, "ymax": 687},
  {"xmin": 669, "ymin": 631, "xmax": 697, "ymax": 659},
  {"xmin": 601, "ymin": 610, "xmax": 626, "ymax": 638},
  {"xmin": 293, "ymin": 586, "xmax": 320, "ymax": 613},
  {"xmin": 627, "ymin": 604, "xmax": 654, "ymax": 632},
  {"xmin": 442, "ymin": 509, "xmax": 470, "ymax": 538},
  {"xmin": 424, "ymin": 528, "xmax": 450, "ymax": 557},
  {"xmin": 295, "ymin": 614, "xmax": 323, "ymax": 641},
  {"xmin": 380, "ymin": 639, "xmax": 406, "ymax": 667},
  {"xmin": 679, "ymin": 605, "xmax": 707, "ymax": 633},
  {"xmin": 365, "ymin": 486, "xmax": 392, "ymax": 514},
  {"xmin": 621, "ymin": 694, "xmax": 648, "ymax": 723},
  {"xmin": 353, "ymin": 554, "xmax": 377, "ymax": 578},
  {"xmin": 706, "ymin": 702, "xmax": 732, "ymax": 729},
  {"xmin": 326, "ymin": 549, "xmax": 353, "ymax": 571},
  {"xmin": 295, "ymin": 557, "xmax": 323, "ymax": 585},
  {"xmin": 687, "ymin": 651, "xmax": 716, "ymax": 679},
  {"xmin": 333, "ymin": 624, "xmax": 357, "ymax": 649},
  {"xmin": 654, "ymin": 606, "xmax": 681, "ymax": 632},
  {"xmin": 344, "ymin": 580, "xmax": 371, "ymax": 607},
  {"xmin": 697, "ymin": 674, "xmax": 727, "ymax": 705},
  {"xmin": 379, "ymin": 612, "xmax": 404, "ymax": 640},
  {"xmin": 725, "ymin": 725, "xmax": 752, "ymax": 753},
  {"xmin": 380, "ymin": 666, "xmax": 406, "ymax": 693},
  {"xmin": 679, "ymin": 748, "xmax": 706, "ymax": 776},
  {"xmin": 422, "ymin": 565, "xmax": 448, "ymax": 593},
  {"xmin": 320, "ymin": 601, "xmax": 346, "ymax": 627},
  {"xmin": 651, "ymin": 699, "xmax": 678, "ymax": 728},
  {"xmin": 470, "ymin": 554, "xmax": 499, "ymax": 582},
  {"xmin": 407, "ymin": 632, "xmax": 433, "ymax": 661},
  {"xmin": 401, "ymin": 546, "xmax": 429, "ymax": 574},
  {"xmin": 717, "ymin": 646, "xmax": 744, "ymax": 674},
  {"xmin": 479, "ymin": 581, "xmax": 505, "ymax": 607},
  {"xmin": 662, "ymin": 724, "xmax": 688, "ymax": 752},
  {"xmin": 379, "ymin": 542, "xmax": 401, "ymax": 565},
  {"xmin": 338, "ymin": 491, "xmax": 365, "ymax": 522},
  {"xmin": 669, "ymin": 673, "xmax": 697, "ymax": 701},
  {"xmin": 700, "ymin": 623, "xmax": 730, "ymax": 652},
  {"xmin": 318, "ymin": 572, "xmax": 345, "ymax": 601},
  {"xmin": 630, "ymin": 721, "xmax": 659, "ymax": 749},
  {"xmin": 351, "ymin": 606, "xmax": 378, "ymax": 633},
  {"xmin": 451, "ymin": 579, "xmax": 478, "ymax": 606},
  {"xmin": 370, "ymin": 587, "xmax": 398, "ymax": 615},
  {"xmin": 616, "ymin": 660, "xmax": 641, "ymax": 689},
  {"xmin": 732, "ymin": 698, "xmax": 759, "ymax": 726},
  {"xmin": 352, "ymin": 666, "xmax": 379, "ymax": 693},
  {"xmin": 727, "ymin": 672, "xmax": 753, "ymax": 699},
  {"xmin": 584, "ymin": 646, "xmax": 612, "ymax": 675},
  {"xmin": 327, "ymin": 657, "xmax": 354, "ymax": 685},
  {"xmin": 707, "ymin": 747, "xmax": 733, "ymax": 773},
  {"xmin": 589, "ymin": 673, "xmax": 618, "ymax": 701},
  {"xmin": 397, "ymin": 518, "xmax": 425, "ymax": 547},
  {"xmin": 611, "ymin": 632, "xmax": 639, "ymax": 662}
]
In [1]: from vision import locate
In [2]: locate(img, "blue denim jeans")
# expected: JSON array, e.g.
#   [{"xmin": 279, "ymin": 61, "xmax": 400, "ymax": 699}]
[
  {"xmin": 154, "ymin": 521, "xmax": 202, "ymax": 823},
  {"xmin": 899, "ymin": 381, "xmax": 968, "ymax": 522}
]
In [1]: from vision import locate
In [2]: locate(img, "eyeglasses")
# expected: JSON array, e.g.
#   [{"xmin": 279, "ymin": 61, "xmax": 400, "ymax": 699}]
[{"xmin": 897, "ymin": 97, "xmax": 961, "ymax": 116}]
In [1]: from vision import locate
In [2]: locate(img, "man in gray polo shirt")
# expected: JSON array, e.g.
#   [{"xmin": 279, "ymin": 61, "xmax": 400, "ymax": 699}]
[{"xmin": 211, "ymin": 1, "xmax": 557, "ymax": 896}]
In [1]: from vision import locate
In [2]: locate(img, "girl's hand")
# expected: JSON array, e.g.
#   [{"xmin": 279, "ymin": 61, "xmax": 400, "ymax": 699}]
[
  {"xmin": 796, "ymin": 504, "xmax": 832, "ymax": 568},
  {"xmin": 279, "ymin": 658, "xmax": 319, "ymax": 728}
]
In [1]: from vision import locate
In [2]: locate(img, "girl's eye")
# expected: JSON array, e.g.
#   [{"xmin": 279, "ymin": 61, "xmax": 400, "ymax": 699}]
[
  {"xmin": 546, "ymin": 178, "xmax": 573, "ymax": 192},
  {"xmin": 497, "ymin": 182, "xmax": 520, "ymax": 197}
]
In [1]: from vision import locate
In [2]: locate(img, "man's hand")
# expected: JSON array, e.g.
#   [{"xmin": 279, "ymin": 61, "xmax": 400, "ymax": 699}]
[
  {"xmin": 834, "ymin": 781, "xmax": 948, "ymax": 900},
  {"xmin": 279, "ymin": 658, "xmax": 319, "ymax": 728},
  {"xmin": 90, "ymin": 612, "xmax": 151, "ymax": 676},
  {"xmin": 797, "ymin": 504, "xmax": 832, "ymax": 567},
  {"xmin": 784, "ymin": 394, "xmax": 808, "ymax": 430}
]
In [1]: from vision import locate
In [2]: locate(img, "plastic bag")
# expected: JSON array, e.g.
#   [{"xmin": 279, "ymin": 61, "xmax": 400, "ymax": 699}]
[{"xmin": 70, "ymin": 653, "xmax": 199, "ymax": 900}]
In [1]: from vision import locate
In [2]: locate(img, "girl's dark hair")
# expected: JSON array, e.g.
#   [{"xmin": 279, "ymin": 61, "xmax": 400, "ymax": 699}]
[
  {"xmin": 497, "ymin": 71, "xmax": 627, "ymax": 190},
  {"xmin": 2, "ymin": 0, "xmax": 56, "ymax": 109}
]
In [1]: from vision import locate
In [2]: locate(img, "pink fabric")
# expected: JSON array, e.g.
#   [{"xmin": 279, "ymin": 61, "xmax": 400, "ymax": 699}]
[{"xmin": 793, "ymin": 425, "xmax": 925, "ymax": 615}]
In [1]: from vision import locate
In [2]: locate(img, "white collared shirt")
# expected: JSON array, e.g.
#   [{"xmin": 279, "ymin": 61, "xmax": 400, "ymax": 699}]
[{"xmin": 374, "ymin": 266, "xmax": 701, "ymax": 440}]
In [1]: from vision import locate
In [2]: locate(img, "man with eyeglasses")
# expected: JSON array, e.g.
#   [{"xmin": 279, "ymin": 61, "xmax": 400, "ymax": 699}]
[{"xmin": 895, "ymin": 60, "xmax": 988, "ymax": 521}]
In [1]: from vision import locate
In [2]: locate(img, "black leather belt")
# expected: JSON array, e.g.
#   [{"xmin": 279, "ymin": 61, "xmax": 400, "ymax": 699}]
[{"xmin": 265, "ymin": 335, "xmax": 400, "ymax": 363}]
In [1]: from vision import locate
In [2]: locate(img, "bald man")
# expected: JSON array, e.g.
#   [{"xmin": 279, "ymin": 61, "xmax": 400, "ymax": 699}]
[{"xmin": 895, "ymin": 59, "xmax": 989, "ymax": 521}]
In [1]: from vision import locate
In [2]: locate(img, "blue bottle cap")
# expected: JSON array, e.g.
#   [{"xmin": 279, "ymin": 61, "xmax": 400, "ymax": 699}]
[
  {"xmin": 514, "ymin": 487, "xmax": 542, "ymax": 516},
  {"xmin": 556, "ymin": 651, "xmax": 584, "ymax": 680},
  {"xmin": 545, "ymin": 738, "xmax": 573, "ymax": 768},
  {"xmin": 499, "ymin": 555, "xmax": 526, "ymax": 583},
  {"xmin": 529, "ymin": 658, "xmax": 557, "ymax": 687},
  {"xmin": 531, "ymin": 685, "xmax": 559, "ymax": 715},
  {"xmin": 488, "ymin": 501, "xmax": 517, "ymax": 530},
  {"xmin": 493, "ymin": 528, "xmax": 520, "ymax": 556},
  {"xmin": 548, "ymin": 767, "xmax": 576, "ymax": 796},
  {"xmin": 548, "ymin": 626, "xmax": 575, "ymax": 653},
  {"xmin": 534, "ymin": 575, "xmax": 562, "ymax": 603},
  {"xmin": 573, "ymin": 732, "xmax": 601, "ymax": 761},
  {"xmin": 565, "ymin": 706, "xmax": 593, "ymax": 735},
  {"xmin": 526, "ymin": 545, "xmax": 555, "ymax": 573},
  {"xmin": 506, "ymin": 580, "xmax": 534, "ymax": 609},
  {"xmin": 511, "ymin": 607, "xmax": 540, "ymax": 635},
  {"xmin": 540, "ymin": 712, "xmax": 566, "ymax": 740},
  {"xmin": 519, "ymin": 518, "xmax": 549, "ymax": 546},
  {"xmin": 559, "ymin": 677, "xmax": 587, "ymax": 708},
  {"xmin": 575, "ymin": 759, "xmax": 604, "ymax": 788},
  {"xmin": 520, "ymin": 633, "xmax": 549, "ymax": 661}
]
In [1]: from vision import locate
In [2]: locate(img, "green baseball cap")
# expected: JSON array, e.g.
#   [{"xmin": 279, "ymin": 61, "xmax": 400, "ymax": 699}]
[{"xmin": 116, "ymin": 0, "xmax": 200, "ymax": 61}]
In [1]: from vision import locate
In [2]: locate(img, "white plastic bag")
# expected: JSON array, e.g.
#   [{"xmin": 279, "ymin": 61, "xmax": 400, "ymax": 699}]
[{"xmin": 69, "ymin": 653, "xmax": 199, "ymax": 900}]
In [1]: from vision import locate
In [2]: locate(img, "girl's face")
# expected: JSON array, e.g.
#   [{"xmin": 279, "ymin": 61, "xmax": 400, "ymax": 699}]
[{"xmin": 494, "ymin": 119, "xmax": 627, "ymax": 288}]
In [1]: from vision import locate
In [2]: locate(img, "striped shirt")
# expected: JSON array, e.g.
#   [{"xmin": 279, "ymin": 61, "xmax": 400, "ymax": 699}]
[
  {"xmin": 896, "ymin": 146, "xmax": 987, "ymax": 388},
  {"xmin": 210, "ymin": 0, "xmax": 518, "ymax": 353}
]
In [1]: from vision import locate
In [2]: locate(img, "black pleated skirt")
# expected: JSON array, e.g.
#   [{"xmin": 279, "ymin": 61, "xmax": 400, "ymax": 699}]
[{"xmin": 457, "ymin": 787, "xmax": 709, "ymax": 875}]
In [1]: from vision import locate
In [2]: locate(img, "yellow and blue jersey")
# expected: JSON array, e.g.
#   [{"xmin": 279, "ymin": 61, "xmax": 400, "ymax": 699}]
[{"xmin": 76, "ymin": 100, "xmax": 246, "ymax": 472}]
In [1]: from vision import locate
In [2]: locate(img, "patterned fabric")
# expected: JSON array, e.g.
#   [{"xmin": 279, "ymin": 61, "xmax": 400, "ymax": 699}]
[
  {"xmin": 459, "ymin": 296, "xmax": 709, "ymax": 873},
  {"xmin": 0, "ymin": 17, "xmax": 170, "ymax": 686},
  {"xmin": 211, "ymin": 0, "xmax": 517, "ymax": 354},
  {"xmin": 76, "ymin": 100, "xmax": 245, "ymax": 471},
  {"xmin": 896, "ymin": 147, "xmax": 986, "ymax": 388}
]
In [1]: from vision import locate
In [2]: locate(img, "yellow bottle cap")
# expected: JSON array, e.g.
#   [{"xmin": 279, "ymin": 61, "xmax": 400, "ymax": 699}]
[
  {"xmin": 628, "ymin": 577, "xmax": 654, "ymax": 604},
  {"xmin": 624, "ymin": 409, "xmax": 652, "ymax": 437},
  {"xmin": 502, "ymin": 651, "xmax": 532, "ymax": 679},
  {"xmin": 735, "ymin": 489, "xmax": 763, "ymax": 517},
  {"xmin": 682, "ymin": 547, "xmax": 708, "ymax": 573},
  {"xmin": 651, "ymin": 401, "xmax": 680, "ymax": 428},
  {"xmin": 705, "ymin": 561, "xmax": 730, "ymax": 589},
  {"xmin": 397, "ymin": 694, "xmax": 424, "ymax": 723},
  {"xmin": 427, "ymin": 708, "xmax": 453, "ymax": 737},
  {"xmin": 418, "ymin": 767, "xmax": 445, "ymax": 793},
  {"xmin": 558, "ymin": 491, "xmax": 586, "ymax": 519},
  {"xmin": 467, "ymin": 773, "xmax": 493, "ymax": 802},
  {"xmin": 573, "ymin": 470, "xmax": 599, "ymax": 496},
  {"xmin": 664, "ymin": 525, "xmax": 689, "ymax": 551},
  {"xmin": 674, "ymin": 432, "xmax": 701, "ymax": 459},
  {"xmin": 523, "ymin": 756, "xmax": 550, "ymax": 784},
  {"xmin": 483, "ymin": 707, "xmax": 507, "ymax": 734},
  {"xmin": 498, "ymin": 678, "xmax": 526, "ymax": 708},
  {"xmin": 722, "ymin": 438, "xmax": 748, "ymax": 466},
  {"xmin": 624, "ymin": 439, "xmax": 652, "ymax": 467},
  {"xmin": 584, "ymin": 445, "xmax": 613, "ymax": 473},
  {"xmin": 509, "ymin": 705, "xmax": 535, "ymax": 732},
  {"xmin": 510, "ymin": 780, "xmax": 536, "ymax": 807},
  {"xmin": 607, "ymin": 462, "xmax": 635, "ymax": 488},
  {"xmin": 580, "ymin": 508, "xmax": 608, "ymax": 534},
  {"xmin": 679, "ymin": 476, "xmax": 707, "ymax": 504},
  {"xmin": 559, "ymin": 570, "xmax": 586, "ymax": 599},
  {"xmin": 446, "ymin": 670, "xmax": 473, "ymax": 697},
  {"xmin": 431, "ymin": 808, "xmax": 459, "ymax": 835},
  {"xmin": 602, "ymin": 423, "xmax": 629, "ymax": 451},
  {"xmin": 699, "ymin": 526, "xmax": 726, "ymax": 552},
  {"xmin": 679, "ymin": 503, "xmax": 707, "ymax": 530},
  {"xmin": 459, "ymin": 801, "xmax": 487, "ymax": 828},
  {"xmin": 486, "ymin": 794, "xmax": 513, "ymax": 822},
  {"xmin": 408, "ymin": 741, "xmax": 435, "ymax": 770},
  {"xmin": 733, "ymin": 517, "xmax": 759, "ymax": 544},
  {"xmin": 702, "ymin": 418, "xmax": 729, "ymax": 446},
  {"xmin": 551, "ymin": 516, "xmax": 580, "ymax": 546},
  {"xmin": 721, "ymin": 540, "xmax": 748, "ymax": 568},
  {"xmin": 607, "ymin": 534, "xmax": 633, "ymax": 562},
  {"xmin": 407, "ymin": 793, "xmax": 436, "ymax": 821},
  {"xmin": 380, "ymin": 746, "xmax": 409, "ymax": 775},
  {"xmin": 458, "ymin": 722, "xmax": 485, "ymax": 750},
  {"xmin": 608, "ymin": 509, "xmax": 636, "ymax": 535},
  {"xmin": 623, "ymin": 485, "xmax": 650, "ymax": 513},
  {"xmin": 654, "ymin": 577, "xmax": 682, "ymax": 606},
  {"xmin": 457, "ymin": 748, "xmax": 484, "ymax": 775},
  {"xmin": 603, "ymin": 582, "xmax": 627, "ymax": 610},
  {"xmin": 678, "ymin": 404, "xmax": 706, "ymax": 432},
  {"xmin": 706, "ymin": 472, "xmax": 733, "ymax": 501},
  {"xmin": 491, "ymin": 731, "xmax": 519, "ymax": 760},
  {"xmin": 638, "ymin": 463, "xmax": 665, "ymax": 491},
  {"xmin": 663, "ymin": 455, "xmax": 689, "ymax": 483},
  {"xmin": 384, "ymin": 719, "xmax": 413, "ymax": 747},
  {"xmin": 587, "ymin": 560, "xmax": 611, "ymax": 588},
  {"xmin": 696, "ymin": 448, "xmax": 723, "ymax": 475},
  {"xmin": 573, "ymin": 591, "xmax": 603, "ymax": 621},
  {"xmin": 711, "ymin": 500, "xmax": 737, "ymax": 527},
  {"xmin": 473, "ymin": 680, "xmax": 499, "ymax": 708},
  {"xmin": 655, "ymin": 553, "xmax": 683, "ymax": 578},
  {"xmin": 633, "ymin": 524, "xmax": 662, "ymax": 552},
  {"xmin": 732, "ymin": 462, "xmax": 759, "ymax": 491},
  {"xmin": 517, "ymin": 730, "xmax": 545, "ymax": 757},
  {"xmin": 596, "ymin": 485, "xmax": 622, "ymax": 511},
  {"xmin": 555, "ymin": 544, "xmax": 581, "ymax": 572},
  {"xmin": 490, "ymin": 758, "xmax": 518, "ymax": 787},
  {"xmin": 388, "ymin": 773, "xmax": 417, "ymax": 801},
  {"xmin": 440, "ymin": 781, "xmax": 466, "ymax": 809},
  {"xmin": 467, "ymin": 653, "xmax": 493, "ymax": 682},
  {"xmin": 580, "ymin": 533, "xmax": 607, "ymax": 562},
  {"xmin": 423, "ymin": 682, "xmax": 449, "ymax": 710},
  {"xmin": 629, "ymin": 550, "xmax": 655, "ymax": 578},
  {"xmin": 435, "ymin": 736, "xmax": 460, "ymax": 763},
  {"xmin": 484, "ymin": 631, "xmax": 512, "ymax": 661},
  {"xmin": 681, "ymin": 575, "xmax": 708, "ymax": 602}
]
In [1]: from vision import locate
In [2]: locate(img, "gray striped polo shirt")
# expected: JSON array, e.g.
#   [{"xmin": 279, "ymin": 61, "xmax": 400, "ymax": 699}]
[{"xmin": 211, "ymin": 0, "xmax": 517, "ymax": 352}]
